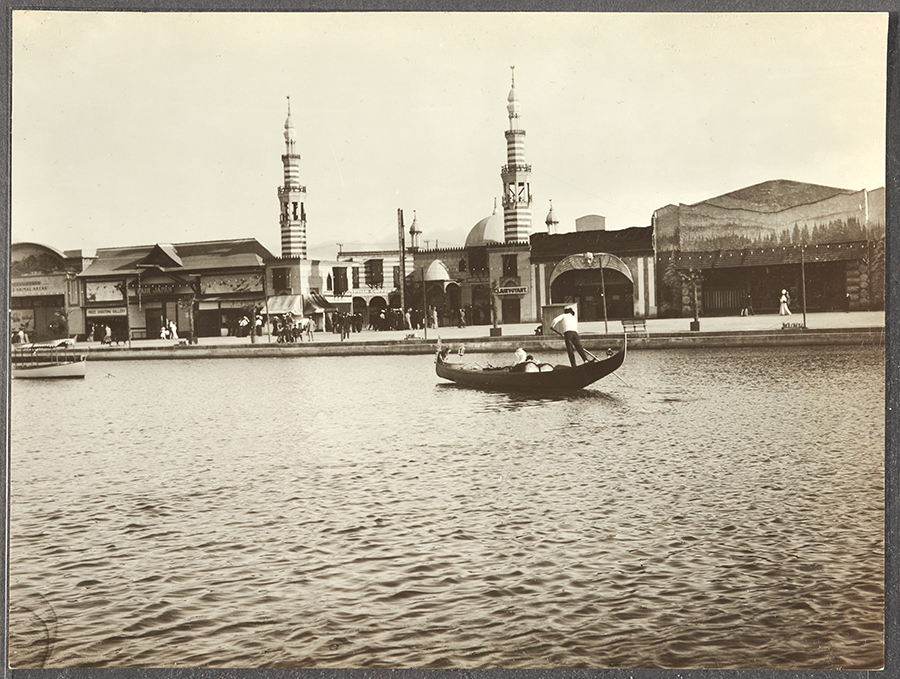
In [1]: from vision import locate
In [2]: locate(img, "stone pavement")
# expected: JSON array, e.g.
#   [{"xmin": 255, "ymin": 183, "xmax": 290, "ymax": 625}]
[{"xmin": 85, "ymin": 310, "xmax": 885, "ymax": 350}]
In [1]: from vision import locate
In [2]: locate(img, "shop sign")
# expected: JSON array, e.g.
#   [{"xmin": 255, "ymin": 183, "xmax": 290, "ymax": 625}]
[
  {"xmin": 495, "ymin": 286, "xmax": 527, "ymax": 295},
  {"xmin": 86, "ymin": 281, "xmax": 126, "ymax": 303},
  {"xmin": 11, "ymin": 276, "xmax": 66, "ymax": 297},
  {"xmin": 138, "ymin": 283, "xmax": 176, "ymax": 294},
  {"xmin": 86, "ymin": 307, "xmax": 127, "ymax": 317},
  {"xmin": 201, "ymin": 274, "xmax": 263, "ymax": 295},
  {"xmin": 11, "ymin": 309, "xmax": 35, "ymax": 331}
]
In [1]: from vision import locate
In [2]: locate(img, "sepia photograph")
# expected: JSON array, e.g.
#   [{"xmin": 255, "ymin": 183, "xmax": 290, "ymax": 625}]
[{"xmin": 7, "ymin": 10, "xmax": 889, "ymax": 671}]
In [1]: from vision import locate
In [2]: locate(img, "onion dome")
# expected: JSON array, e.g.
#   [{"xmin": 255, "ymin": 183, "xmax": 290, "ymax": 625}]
[
  {"xmin": 545, "ymin": 200, "xmax": 559, "ymax": 233},
  {"xmin": 507, "ymin": 66, "xmax": 520, "ymax": 120}
]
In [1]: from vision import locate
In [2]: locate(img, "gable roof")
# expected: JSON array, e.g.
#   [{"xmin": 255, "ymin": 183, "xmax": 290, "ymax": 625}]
[{"xmin": 80, "ymin": 238, "xmax": 274, "ymax": 277}]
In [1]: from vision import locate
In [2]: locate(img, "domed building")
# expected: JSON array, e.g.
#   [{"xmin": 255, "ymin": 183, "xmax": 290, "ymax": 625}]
[
  {"xmin": 464, "ymin": 202, "xmax": 504, "ymax": 248},
  {"xmin": 411, "ymin": 201, "xmax": 534, "ymax": 328}
]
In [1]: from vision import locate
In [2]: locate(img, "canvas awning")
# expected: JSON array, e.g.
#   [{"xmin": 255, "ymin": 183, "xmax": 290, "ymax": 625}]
[
  {"xmin": 266, "ymin": 295, "xmax": 306, "ymax": 315},
  {"xmin": 266, "ymin": 293, "xmax": 336, "ymax": 316}
]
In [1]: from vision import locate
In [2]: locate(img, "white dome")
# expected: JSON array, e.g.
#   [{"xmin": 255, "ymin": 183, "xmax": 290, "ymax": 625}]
[
  {"xmin": 425, "ymin": 260, "xmax": 452, "ymax": 281},
  {"xmin": 465, "ymin": 211, "xmax": 504, "ymax": 247}
]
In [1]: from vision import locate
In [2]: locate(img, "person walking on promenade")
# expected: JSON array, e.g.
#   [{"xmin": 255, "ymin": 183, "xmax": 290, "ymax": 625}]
[
  {"xmin": 779, "ymin": 289, "xmax": 792, "ymax": 316},
  {"xmin": 551, "ymin": 306, "xmax": 592, "ymax": 367},
  {"xmin": 741, "ymin": 293, "xmax": 755, "ymax": 316}
]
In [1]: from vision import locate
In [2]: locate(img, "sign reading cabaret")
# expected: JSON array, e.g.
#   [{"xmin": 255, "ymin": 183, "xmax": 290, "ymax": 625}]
[{"xmin": 12, "ymin": 276, "xmax": 66, "ymax": 297}]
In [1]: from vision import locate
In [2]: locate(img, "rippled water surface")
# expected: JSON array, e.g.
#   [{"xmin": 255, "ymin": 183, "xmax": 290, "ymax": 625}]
[{"xmin": 9, "ymin": 345, "xmax": 884, "ymax": 669}]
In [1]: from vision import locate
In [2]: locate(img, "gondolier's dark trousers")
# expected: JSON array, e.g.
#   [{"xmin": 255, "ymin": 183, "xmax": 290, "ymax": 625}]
[{"xmin": 563, "ymin": 330, "xmax": 590, "ymax": 367}]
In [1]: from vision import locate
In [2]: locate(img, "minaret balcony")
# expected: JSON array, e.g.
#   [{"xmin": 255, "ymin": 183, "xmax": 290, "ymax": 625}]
[
  {"xmin": 501, "ymin": 164, "xmax": 531, "ymax": 175},
  {"xmin": 279, "ymin": 185, "xmax": 307, "ymax": 195}
]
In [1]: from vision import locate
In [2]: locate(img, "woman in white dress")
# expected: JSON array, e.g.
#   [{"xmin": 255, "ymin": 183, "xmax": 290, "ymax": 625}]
[{"xmin": 779, "ymin": 289, "xmax": 792, "ymax": 316}]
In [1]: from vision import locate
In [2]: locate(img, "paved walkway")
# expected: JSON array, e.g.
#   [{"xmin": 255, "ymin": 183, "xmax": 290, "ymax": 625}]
[{"xmin": 87, "ymin": 310, "xmax": 885, "ymax": 350}]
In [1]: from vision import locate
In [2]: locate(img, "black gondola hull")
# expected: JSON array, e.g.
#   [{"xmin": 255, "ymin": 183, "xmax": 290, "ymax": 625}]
[{"xmin": 435, "ymin": 338, "xmax": 626, "ymax": 391}]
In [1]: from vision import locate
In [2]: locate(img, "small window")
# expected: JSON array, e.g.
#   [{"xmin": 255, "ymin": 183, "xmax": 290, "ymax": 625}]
[
  {"xmin": 326, "ymin": 274, "xmax": 332, "ymax": 291},
  {"xmin": 459, "ymin": 259, "xmax": 467, "ymax": 272},
  {"xmin": 502, "ymin": 254, "xmax": 518, "ymax": 277}
]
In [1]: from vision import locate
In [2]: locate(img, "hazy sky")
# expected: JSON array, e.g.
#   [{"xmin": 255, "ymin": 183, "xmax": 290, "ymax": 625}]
[{"xmin": 11, "ymin": 11, "xmax": 887, "ymax": 258}]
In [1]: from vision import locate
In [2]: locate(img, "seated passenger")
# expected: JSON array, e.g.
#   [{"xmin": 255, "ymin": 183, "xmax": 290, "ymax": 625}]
[
  {"xmin": 512, "ymin": 353, "xmax": 541, "ymax": 373},
  {"xmin": 512, "ymin": 347, "xmax": 527, "ymax": 367}
]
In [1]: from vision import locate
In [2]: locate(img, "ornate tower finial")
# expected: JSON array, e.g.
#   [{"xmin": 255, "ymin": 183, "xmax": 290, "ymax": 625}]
[
  {"xmin": 279, "ymin": 97, "xmax": 307, "ymax": 258},
  {"xmin": 501, "ymin": 69, "xmax": 532, "ymax": 242},
  {"xmin": 545, "ymin": 200, "xmax": 559, "ymax": 234}
]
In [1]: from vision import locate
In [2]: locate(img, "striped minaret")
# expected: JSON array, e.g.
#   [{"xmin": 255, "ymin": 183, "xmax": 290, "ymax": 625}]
[
  {"xmin": 500, "ymin": 66, "xmax": 533, "ymax": 243},
  {"xmin": 278, "ymin": 97, "xmax": 307, "ymax": 258}
]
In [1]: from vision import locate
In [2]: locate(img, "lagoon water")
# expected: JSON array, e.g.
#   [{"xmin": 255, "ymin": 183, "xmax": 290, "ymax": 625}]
[{"xmin": 9, "ymin": 344, "xmax": 884, "ymax": 669}]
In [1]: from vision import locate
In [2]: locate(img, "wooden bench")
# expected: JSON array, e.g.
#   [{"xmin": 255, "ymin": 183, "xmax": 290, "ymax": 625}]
[{"xmin": 621, "ymin": 318, "xmax": 648, "ymax": 333}]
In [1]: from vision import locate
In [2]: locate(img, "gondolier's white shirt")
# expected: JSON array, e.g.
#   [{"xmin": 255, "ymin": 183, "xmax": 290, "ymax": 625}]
[{"xmin": 551, "ymin": 313, "xmax": 578, "ymax": 334}]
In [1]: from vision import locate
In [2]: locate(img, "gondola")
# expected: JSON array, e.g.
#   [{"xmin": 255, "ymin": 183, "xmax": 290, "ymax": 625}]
[{"xmin": 435, "ymin": 335, "xmax": 626, "ymax": 391}]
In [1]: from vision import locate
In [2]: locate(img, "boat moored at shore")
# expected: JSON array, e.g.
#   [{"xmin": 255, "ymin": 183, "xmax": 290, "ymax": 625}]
[{"xmin": 11, "ymin": 339, "xmax": 87, "ymax": 379}]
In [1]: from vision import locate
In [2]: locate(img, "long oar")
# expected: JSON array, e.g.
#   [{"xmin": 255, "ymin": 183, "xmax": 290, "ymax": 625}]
[{"xmin": 551, "ymin": 326, "xmax": 631, "ymax": 387}]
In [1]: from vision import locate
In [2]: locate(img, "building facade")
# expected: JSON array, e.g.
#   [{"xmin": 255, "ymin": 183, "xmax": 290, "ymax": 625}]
[
  {"xmin": 78, "ymin": 239, "xmax": 273, "ymax": 341},
  {"xmin": 11, "ymin": 243, "xmax": 90, "ymax": 342},
  {"xmin": 653, "ymin": 180, "xmax": 886, "ymax": 316}
]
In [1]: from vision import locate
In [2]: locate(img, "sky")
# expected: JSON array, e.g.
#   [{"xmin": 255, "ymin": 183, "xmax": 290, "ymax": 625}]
[{"xmin": 11, "ymin": 11, "xmax": 888, "ymax": 259}]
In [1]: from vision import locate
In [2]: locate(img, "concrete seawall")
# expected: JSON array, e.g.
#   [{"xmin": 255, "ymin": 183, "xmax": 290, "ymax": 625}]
[{"xmin": 84, "ymin": 326, "xmax": 884, "ymax": 361}]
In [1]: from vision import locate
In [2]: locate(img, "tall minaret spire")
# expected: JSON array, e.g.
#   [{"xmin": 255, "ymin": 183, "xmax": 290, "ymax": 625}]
[
  {"xmin": 500, "ymin": 66, "xmax": 533, "ymax": 242},
  {"xmin": 279, "ymin": 96, "xmax": 308, "ymax": 258}
]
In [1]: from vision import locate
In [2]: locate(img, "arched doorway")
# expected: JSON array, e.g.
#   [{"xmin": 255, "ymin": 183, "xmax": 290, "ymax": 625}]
[
  {"xmin": 471, "ymin": 285, "xmax": 491, "ymax": 325},
  {"xmin": 369, "ymin": 296, "xmax": 387, "ymax": 330},
  {"xmin": 549, "ymin": 252, "xmax": 635, "ymax": 321}
]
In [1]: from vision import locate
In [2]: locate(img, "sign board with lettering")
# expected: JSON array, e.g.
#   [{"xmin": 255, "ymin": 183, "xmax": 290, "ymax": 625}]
[
  {"xmin": 86, "ymin": 281, "xmax": 125, "ymax": 303},
  {"xmin": 86, "ymin": 307, "xmax": 127, "ymax": 317},
  {"xmin": 201, "ymin": 274, "xmax": 263, "ymax": 295},
  {"xmin": 495, "ymin": 286, "xmax": 528, "ymax": 295},
  {"xmin": 11, "ymin": 276, "xmax": 66, "ymax": 297}
]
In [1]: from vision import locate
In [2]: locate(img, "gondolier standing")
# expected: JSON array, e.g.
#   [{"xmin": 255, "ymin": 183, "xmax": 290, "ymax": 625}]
[{"xmin": 551, "ymin": 307, "xmax": 592, "ymax": 367}]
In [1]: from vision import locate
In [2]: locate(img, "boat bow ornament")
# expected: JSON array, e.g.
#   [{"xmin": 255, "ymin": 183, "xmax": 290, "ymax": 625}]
[{"xmin": 548, "ymin": 252, "xmax": 634, "ymax": 287}]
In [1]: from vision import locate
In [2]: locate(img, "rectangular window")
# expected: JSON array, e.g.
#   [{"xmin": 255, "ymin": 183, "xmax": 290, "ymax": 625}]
[
  {"xmin": 352, "ymin": 267, "xmax": 360, "ymax": 289},
  {"xmin": 272, "ymin": 267, "xmax": 290, "ymax": 292},
  {"xmin": 468, "ymin": 247, "xmax": 488, "ymax": 275},
  {"xmin": 365, "ymin": 259, "xmax": 384, "ymax": 287},
  {"xmin": 502, "ymin": 254, "xmax": 518, "ymax": 277},
  {"xmin": 393, "ymin": 266, "xmax": 401, "ymax": 289},
  {"xmin": 333, "ymin": 267, "xmax": 348, "ymax": 295}
]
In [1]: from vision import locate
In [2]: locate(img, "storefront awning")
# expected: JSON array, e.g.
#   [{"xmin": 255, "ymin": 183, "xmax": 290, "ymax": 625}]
[{"xmin": 266, "ymin": 294, "xmax": 336, "ymax": 316}]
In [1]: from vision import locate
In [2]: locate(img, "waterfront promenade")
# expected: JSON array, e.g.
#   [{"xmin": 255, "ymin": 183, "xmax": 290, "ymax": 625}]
[{"xmin": 79, "ymin": 310, "xmax": 885, "ymax": 359}]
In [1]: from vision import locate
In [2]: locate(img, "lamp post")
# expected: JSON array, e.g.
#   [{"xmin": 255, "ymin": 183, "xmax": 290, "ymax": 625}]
[{"xmin": 800, "ymin": 243, "xmax": 808, "ymax": 329}]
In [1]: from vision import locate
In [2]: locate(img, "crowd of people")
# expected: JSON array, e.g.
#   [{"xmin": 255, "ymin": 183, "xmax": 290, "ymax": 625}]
[{"xmin": 273, "ymin": 314, "xmax": 314, "ymax": 343}]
